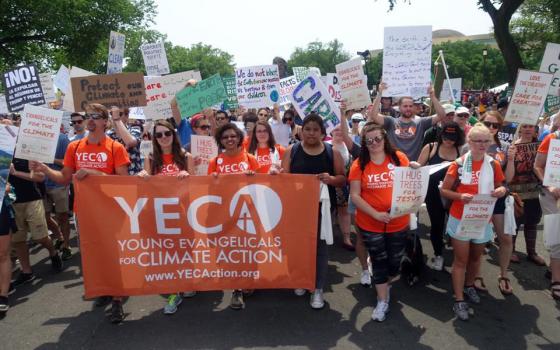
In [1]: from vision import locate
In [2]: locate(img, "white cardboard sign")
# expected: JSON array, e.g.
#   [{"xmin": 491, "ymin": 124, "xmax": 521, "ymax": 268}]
[
  {"xmin": 107, "ymin": 31, "xmax": 126, "ymax": 74},
  {"xmin": 14, "ymin": 105, "xmax": 63, "ymax": 163},
  {"xmin": 505, "ymin": 69, "xmax": 554, "ymax": 125},
  {"xmin": 141, "ymin": 42, "xmax": 170, "ymax": 76},
  {"xmin": 336, "ymin": 58, "xmax": 370, "ymax": 110}
]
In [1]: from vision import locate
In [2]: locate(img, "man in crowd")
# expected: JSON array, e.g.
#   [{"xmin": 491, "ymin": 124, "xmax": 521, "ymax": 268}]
[
  {"xmin": 69, "ymin": 112, "xmax": 87, "ymax": 141},
  {"xmin": 368, "ymin": 82, "xmax": 446, "ymax": 161},
  {"xmin": 269, "ymin": 104, "xmax": 291, "ymax": 147},
  {"xmin": 30, "ymin": 103, "xmax": 130, "ymax": 324},
  {"xmin": 380, "ymin": 96, "xmax": 398, "ymax": 118},
  {"xmin": 454, "ymin": 106, "xmax": 472, "ymax": 135},
  {"xmin": 107, "ymin": 107, "xmax": 142, "ymax": 175},
  {"xmin": 423, "ymin": 104, "xmax": 456, "ymax": 146},
  {"xmin": 216, "ymin": 110, "xmax": 230, "ymax": 128}
]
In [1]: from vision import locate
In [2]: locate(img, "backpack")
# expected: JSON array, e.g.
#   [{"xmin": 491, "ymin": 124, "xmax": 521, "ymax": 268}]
[
  {"xmin": 289, "ymin": 141, "xmax": 334, "ymax": 175},
  {"xmin": 401, "ymin": 230, "xmax": 425, "ymax": 287}
]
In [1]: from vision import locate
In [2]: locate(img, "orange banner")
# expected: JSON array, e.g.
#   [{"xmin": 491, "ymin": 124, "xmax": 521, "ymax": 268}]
[{"xmin": 75, "ymin": 174, "xmax": 320, "ymax": 298}]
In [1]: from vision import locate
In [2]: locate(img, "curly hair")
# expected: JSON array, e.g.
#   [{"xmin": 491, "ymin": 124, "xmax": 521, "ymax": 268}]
[{"xmin": 215, "ymin": 123, "xmax": 244, "ymax": 149}]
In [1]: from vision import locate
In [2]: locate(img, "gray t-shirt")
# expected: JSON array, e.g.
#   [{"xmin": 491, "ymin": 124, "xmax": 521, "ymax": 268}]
[{"xmin": 383, "ymin": 115, "xmax": 434, "ymax": 161}]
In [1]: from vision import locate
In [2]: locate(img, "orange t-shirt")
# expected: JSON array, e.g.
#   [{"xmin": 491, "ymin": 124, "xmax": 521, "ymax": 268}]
[
  {"xmin": 253, "ymin": 145, "xmax": 286, "ymax": 174},
  {"xmin": 207, "ymin": 151, "xmax": 259, "ymax": 174},
  {"xmin": 242, "ymin": 136, "xmax": 250, "ymax": 151},
  {"xmin": 158, "ymin": 153, "xmax": 181, "ymax": 176},
  {"xmin": 348, "ymin": 151, "xmax": 410, "ymax": 233},
  {"xmin": 64, "ymin": 136, "xmax": 130, "ymax": 174},
  {"xmin": 446, "ymin": 158, "xmax": 505, "ymax": 219},
  {"xmin": 537, "ymin": 132, "xmax": 558, "ymax": 154}
]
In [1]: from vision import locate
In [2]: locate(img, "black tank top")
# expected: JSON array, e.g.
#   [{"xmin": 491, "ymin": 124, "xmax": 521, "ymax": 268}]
[
  {"xmin": 427, "ymin": 143, "xmax": 460, "ymax": 184},
  {"xmin": 290, "ymin": 143, "xmax": 336, "ymax": 209}
]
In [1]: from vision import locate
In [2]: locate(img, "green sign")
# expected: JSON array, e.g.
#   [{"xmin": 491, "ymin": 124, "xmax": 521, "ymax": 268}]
[
  {"xmin": 222, "ymin": 75, "xmax": 238, "ymax": 110},
  {"xmin": 545, "ymin": 95, "xmax": 560, "ymax": 114},
  {"xmin": 175, "ymin": 74, "xmax": 227, "ymax": 119}
]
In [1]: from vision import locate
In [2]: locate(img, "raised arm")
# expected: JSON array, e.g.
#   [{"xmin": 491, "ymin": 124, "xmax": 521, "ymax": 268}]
[
  {"xmin": 366, "ymin": 82, "xmax": 386, "ymax": 125},
  {"xmin": 339, "ymin": 101, "xmax": 356, "ymax": 150},
  {"xmin": 429, "ymin": 84, "xmax": 446, "ymax": 125}
]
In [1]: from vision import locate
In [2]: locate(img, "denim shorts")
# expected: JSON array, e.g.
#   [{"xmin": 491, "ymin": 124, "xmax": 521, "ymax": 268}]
[{"xmin": 446, "ymin": 215, "xmax": 493, "ymax": 244}]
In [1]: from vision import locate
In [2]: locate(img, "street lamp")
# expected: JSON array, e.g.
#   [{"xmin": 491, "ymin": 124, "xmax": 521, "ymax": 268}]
[
  {"xmin": 357, "ymin": 50, "xmax": 371, "ymax": 91},
  {"xmin": 482, "ymin": 48, "xmax": 488, "ymax": 90}
]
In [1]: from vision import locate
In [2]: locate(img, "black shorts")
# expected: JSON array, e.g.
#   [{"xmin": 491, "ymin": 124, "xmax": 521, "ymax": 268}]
[
  {"xmin": 493, "ymin": 196, "xmax": 506, "ymax": 215},
  {"xmin": 0, "ymin": 203, "xmax": 15, "ymax": 236}
]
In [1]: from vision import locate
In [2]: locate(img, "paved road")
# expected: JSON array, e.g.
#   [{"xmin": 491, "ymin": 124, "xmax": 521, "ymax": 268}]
[{"xmin": 1, "ymin": 210, "xmax": 559, "ymax": 350}]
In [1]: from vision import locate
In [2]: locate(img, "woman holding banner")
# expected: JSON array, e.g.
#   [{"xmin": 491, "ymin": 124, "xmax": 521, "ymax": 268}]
[
  {"xmin": 281, "ymin": 113, "xmax": 346, "ymax": 309},
  {"xmin": 417, "ymin": 122, "xmax": 465, "ymax": 271},
  {"xmin": 248, "ymin": 121, "xmax": 285, "ymax": 174},
  {"xmin": 441, "ymin": 124, "xmax": 507, "ymax": 321},
  {"xmin": 348, "ymin": 124, "xmax": 411, "ymax": 322},
  {"xmin": 208, "ymin": 123, "xmax": 259, "ymax": 310},
  {"xmin": 137, "ymin": 120, "xmax": 194, "ymax": 315}
]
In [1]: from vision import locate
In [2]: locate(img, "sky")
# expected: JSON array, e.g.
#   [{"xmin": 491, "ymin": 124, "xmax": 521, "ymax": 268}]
[{"xmin": 153, "ymin": 0, "xmax": 494, "ymax": 68}]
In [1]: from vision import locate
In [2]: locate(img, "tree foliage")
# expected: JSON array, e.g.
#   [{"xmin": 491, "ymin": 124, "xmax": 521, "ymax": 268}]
[
  {"xmin": 287, "ymin": 40, "xmax": 351, "ymax": 75},
  {"xmin": 166, "ymin": 43, "xmax": 235, "ymax": 78}
]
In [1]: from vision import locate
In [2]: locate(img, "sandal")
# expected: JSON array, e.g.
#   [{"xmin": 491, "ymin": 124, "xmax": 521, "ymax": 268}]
[
  {"xmin": 473, "ymin": 277, "xmax": 488, "ymax": 293},
  {"xmin": 510, "ymin": 253, "xmax": 520, "ymax": 263},
  {"xmin": 498, "ymin": 276, "xmax": 513, "ymax": 296},
  {"xmin": 527, "ymin": 254, "xmax": 547, "ymax": 266},
  {"xmin": 551, "ymin": 282, "xmax": 560, "ymax": 301}
]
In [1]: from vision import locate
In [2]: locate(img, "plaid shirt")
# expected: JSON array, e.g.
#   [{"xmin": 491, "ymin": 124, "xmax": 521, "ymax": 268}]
[{"xmin": 106, "ymin": 125, "xmax": 143, "ymax": 175}]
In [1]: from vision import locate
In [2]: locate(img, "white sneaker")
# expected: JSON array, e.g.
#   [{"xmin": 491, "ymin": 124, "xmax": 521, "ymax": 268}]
[
  {"xmin": 372, "ymin": 300, "xmax": 389, "ymax": 322},
  {"xmin": 360, "ymin": 270, "xmax": 371, "ymax": 286},
  {"xmin": 432, "ymin": 256, "xmax": 444, "ymax": 271},
  {"xmin": 294, "ymin": 288, "xmax": 306, "ymax": 296},
  {"xmin": 310, "ymin": 289, "xmax": 324, "ymax": 309},
  {"xmin": 183, "ymin": 291, "xmax": 196, "ymax": 298},
  {"xmin": 367, "ymin": 257, "xmax": 372, "ymax": 275}
]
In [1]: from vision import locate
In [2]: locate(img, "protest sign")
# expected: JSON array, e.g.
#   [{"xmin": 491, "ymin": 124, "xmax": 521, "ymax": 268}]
[
  {"xmin": 456, "ymin": 195, "xmax": 497, "ymax": 240},
  {"xmin": 326, "ymin": 73, "xmax": 342, "ymax": 104},
  {"xmin": 336, "ymin": 58, "xmax": 370, "ymax": 110},
  {"xmin": 71, "ymin": 72, "xmax": 146, "ymax": 112},
  {"xmin": 545, "ymin": 95, "xmax": 560, "ymax": 114},
  {"xmin": 139, "ymin": 140, "xmax": 153, "ymax": 160},
  {"xmin": 54, "ymin": 64, "xmax": 71, "ymax": 95},
  {"xmin": 288, "ymin": 72, "xmax": 341, "ymax": 135},
  {"xmin": 235, "ymin": 65, "xmax": 280, "ymax": 108},
  {"xmin": 128, "ymin": 107, "xmax": 147, "ymax": 120},
  {"xmin": 14, "ymin": 105, "xmax": 63, "ymax": 163},
  {"xmin": 278, "ymin": 76, "xmax": 298, "ymax": 106},
  {"xmin": 75, "ymin": 174, "xmax": 320, "ymax": 297},
  {"xmin": 0, "ymin": 125, "xmax": 18, "ymax": 210},
  {"xmin": 293, "ymin": 67, "xmax": 321, "ymax": 82},
  {"xmin": 0, "ymin": 94, "xmax": 7, "ymax": 114},
  {"xmin": 141, "ymin": 42, "xmax": 170, "ymax": 76},
  {"xmin": 440, "ymin": 78, "xmax": 462, "ymax": 102},
  {"xmin": 505, "ymin": 69, "xmax": 554, "ymax": 125},
  {"xmin": 382, "ymin": 26, "xmax": 432, "ymax": 98},
  {"xmin": 107, "ymin": 31, "xmax": 126, "ymax": 74},
  {"xmin": 543, "ymin": 138, "xmax": 560, "ymax": 187},
  {"xmin": 144, "ymin": 70, "xmax": 202, "ymax": 120},
  {"xmin": 40, "ymin": 73, "xmax": 56, "ymax": 105},
  {"xmin": 2, "ymin": 64, "xmax": 45, "ymax": 112},
  {"xmin": 222, "ymin": 75, "xmax": 239, "ymax": 110},
  {"xmin": 390, "ymin": 166, "xmax": 430, "ymax": 217},
  {"xmin": 62, "ymin": 66, "xmax": 96, "ymax": 112},
  {"xmin": 175, "ymin": 74, "xmax": 227, "ymax": 119},
  {"xmin": 191, "ymin": 135, "xmax": 219, "ymax": 175},
  {"xmin": 539, "ymin": 43, "xmax": 560, "ymax": 97}
]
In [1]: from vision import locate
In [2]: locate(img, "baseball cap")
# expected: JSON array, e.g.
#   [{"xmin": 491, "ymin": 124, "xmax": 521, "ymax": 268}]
[
  {"xmin": 441, "ymin": 123, "xmax": 460, "ymax": 141},
  {"xmin": 443, "ymin": 104, "xmax": 456, "ymax": 115},
  {"xmin": 455, "ymin": 106, "xmax": 470, "ymax": 115},
  {"xmin": 351, "ymin": 113, "xmax": 364, "ymax": 121},
  {"xmin": 413, "ymin": 98, "xmax": 423, "ymax": 105}
]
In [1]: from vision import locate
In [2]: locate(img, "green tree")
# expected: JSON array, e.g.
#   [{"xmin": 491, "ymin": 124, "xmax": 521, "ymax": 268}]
[
  {"xmin": 287, "ymin": 40, "xmax": 351, "ymax": 75},
  {"xmin": 0, "ymin": 0, "xmax": 157, "ymax": 73},
  {"xmin": 166, "ymin": 43, "xmax": 235, "ymax": 78},
  {"xmin": 383, "ymin": 0, "xmax": 525, "ymax": 85}
]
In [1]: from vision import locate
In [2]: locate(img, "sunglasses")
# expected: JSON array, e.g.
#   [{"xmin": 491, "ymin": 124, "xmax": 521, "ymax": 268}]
[
  {"xmin": 70, "ymin": 120, "xmax": 84, "ymax": 125},
  {"xmin": 483, "ymin": 121, "xmax": 501, "ymax": 129},
  {"xmin": 84, "ymin": 113, "xmax": 105, "ymax": 120},
  {"xmin": 197, "ymin": 125, "xmax": 211, "ymax": 130},
  {"xmin": 365, "ymin": 136, "xmax": 384, "ymax": 145},
  {"xmin": 155, "ymin": 130, "xmax": 173, "ymax": 139},
  {"xmin": 221, "ymin": 134, "xmax": 239, "ymax": 140},
  {"xmin": 456, "ymin": 114, "xmax": 470, "ymax": 119}
]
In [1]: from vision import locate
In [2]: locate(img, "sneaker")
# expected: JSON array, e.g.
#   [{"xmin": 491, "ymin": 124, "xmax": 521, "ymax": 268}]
[
  {"xmin": 367, "ymin": 256, "xmax": 372, "ymax": 275},
  {"xmin": 183, "ymin": 291, "xmax": 196, "ymax": 298},
  {"xmin": 294, "ymin": 288, "xmax": 307, "ymax": 296},
  {"xmin": 387, "ymin": 285, "xmax": 392, "ymax": 304},
  {"xmin": 360, "ymin": 270, "xmax": 372, "ymax": 286},
  {"xmin": 310, "ymin": 289, "xmax": 324, "ymax": 309},
  {"xmin": 54, "ymin": 239, "xmax": 64, "ymax": 251},
  {"xmin": 110, "ymin": 300, "xmax": 124, "ymax": 323},
  {"xmin": 94, "ymin": 296, "xmax": 112, "ymax": 307},
  {"xmin": 50, "ymin": 253, "xmax": 64, "ymax": 272},
  {"xmin": 432, "ymin": 256, "xmax": 444, "ymax": 271},
  {"xmin": 230, "ymin": 290, "xmax": 244, "ymax": 310},
  {"xmin": 464, "ymin": 286, "xmax": 481, "ymax": 304},
  {"xmin": 61, "ymin": 247, "xmax": 73, "ymax": 261},
  {"xmin": 453, "ymin": 301, "xmax": 469, "ymax": 321},
  {"xmin": 11, "ymin": 272, "xmax": 36, "ymax": 288},
  {"xmin": 371, "ymin": 300, "xmax": 389, "ymax": 322},
  {"xmin": 163, "ymin": 293, "xmax": 183, "ymax": 315},
  {"xmin": 0, "ymin": 296, "xmax": 8, "ymax": 312}
]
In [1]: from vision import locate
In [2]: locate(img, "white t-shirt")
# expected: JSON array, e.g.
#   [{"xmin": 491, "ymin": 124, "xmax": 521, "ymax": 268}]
[{"xmin": 269, "ymin": 119, "xmax": 291, "ymax": 147}]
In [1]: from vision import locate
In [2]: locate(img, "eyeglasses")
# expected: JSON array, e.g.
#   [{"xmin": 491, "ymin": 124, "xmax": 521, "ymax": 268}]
[
  {"xmin": 365, "ymin": 136, "xmax": 384, "ymax": 145},
  {"xmin": 258, "ymin": 113, "xmax": 268, "ymax": 117},
  {"xmin": 470, "ymin": 139, "xmax": 491, "ymax": 144},
  {"xmin": 155, "ymin": 130, "xmax": 173, "ymax": 139},
  {"xmin": 221, "ymin": 134, "xmax": 239, "ymax": 140},
  {"xmin": 352, "ymin": 120, "xmax": 361, "ymax": 123},
  {"xmin": 84, "ymin": 113, "xmax": 105, "ymax": 120},
  {"xmin": 70, "ymin": 120, "xmax": 84, "ymax": 125},
  {"xmin": 483, "ymin": 121, "xmax": 501, "ymax": 129},
  {"xmin": 456, "ymin": 114, "xmax": 470, "ymax": 119},
  {"xmin": 197, "ymin": 125, "xmax": 211, "ymax": 130}
]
